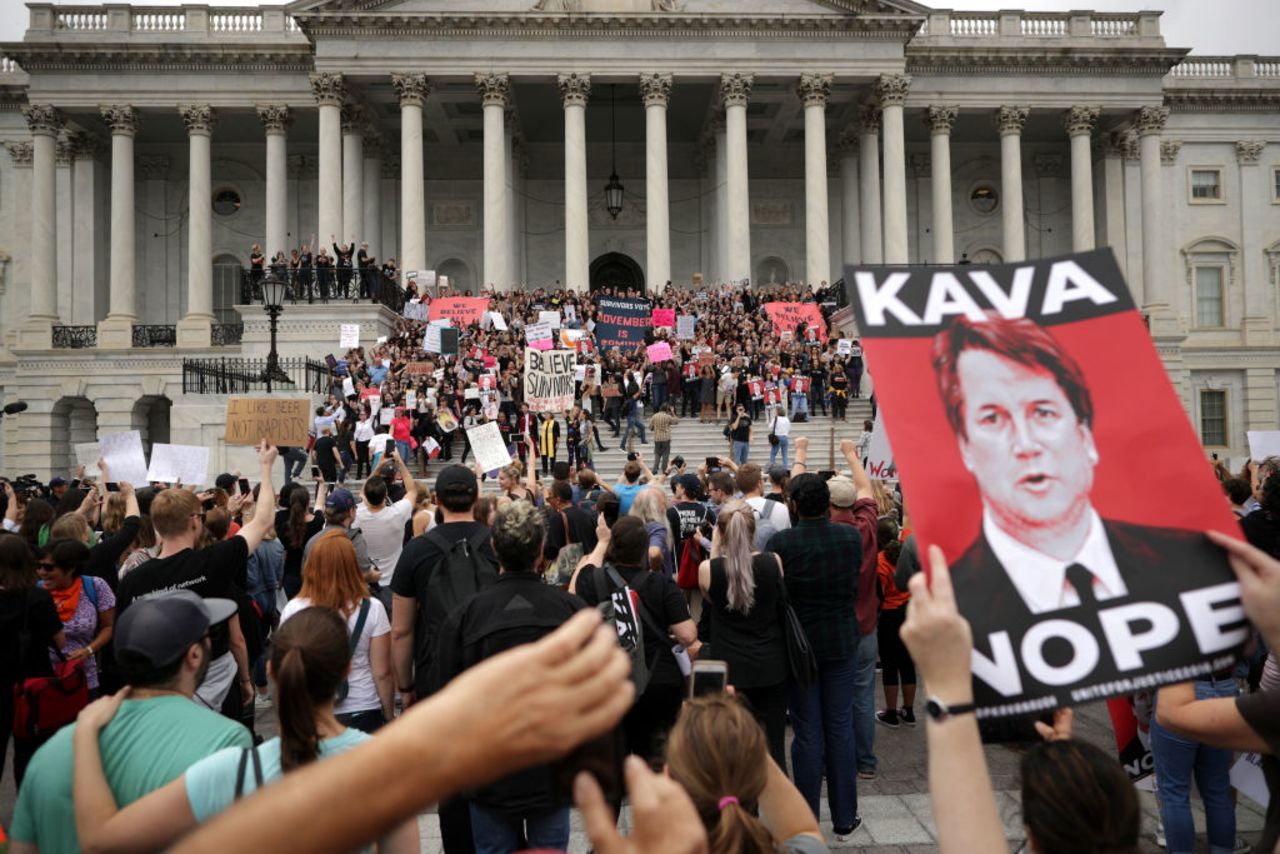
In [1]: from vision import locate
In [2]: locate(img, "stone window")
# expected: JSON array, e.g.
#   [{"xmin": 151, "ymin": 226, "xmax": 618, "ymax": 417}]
[
  {"xmin": 1273, "ymin": 167, "xmax": 1280, "ymax": 203},
  {"xmin": 1194, "ymin": 264, "xmax": 1226, "ymax": 327},
  {"xmin": 1188, "ymin": 168, "xmax": 1223, "ymax": 203},
  {"xmin": 213, "ymin": 187, "xmax": 242, "ymax": 216},
  {"xmin": 1199, "ymin": 389, "xmax": 1227, "ymax": 447},
  {"xmin": 1182, "ymin": 238, "xmax": 1239, "ymax": 330},
  {"xmin": 969, "ymin": 182, "xmax": 999, "ymax": 215},
  {"xmin": 212, "ymin": 254, "xmax": 242, "ymax": 324}
]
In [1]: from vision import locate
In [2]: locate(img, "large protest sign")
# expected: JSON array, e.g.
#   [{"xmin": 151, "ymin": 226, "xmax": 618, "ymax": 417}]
[
  {"xmin": 538, "ymin": 309, "xmax": 562, "ymax": 329},
  {"xmin": 74, "ymin": 442, "xmax": 101, "ymax": 471},
  {"xmin": 466, "ymin": 421, "xmax": 513, "ymax": 472},
  {"xmin": 428, "ymin": 297, "xmax": 488, "ymax": 327},
  {"xmin": 146, "ymin": 443, "xmax": 210, "ymax": 486},
  {"xmin": 339, "ymin": 323, "xmax": 360, "ymax": 349},
  {"xmin": 225, "ymin": 397, "xmax": 310, "ymax": 447},
  {"xmin": 1246, "ymin": 430, "xmax": 1280, "ymax": 460},
  {"xmin": 99, "ymin": 431, "xmax": 149, "ymax": 486},
  {"xmin": 440, "ymin": 327, "xmax": 460, "ymax": 358},
  {"xmin": 763, "ymin": 302, "xmax": 828, "ymax": 341},
  {"xmin": 525, "ymin": 322, "xmax": 554, "ymax": 351},
  {"xmin": 652, "ymin": 308, "xmax": 675, "ymax": 329},
  {"xmin": 646, "ymin": 341, "xmax": 673, "ymax": 363},
  {"xmin": 676, "ymin": 315, "xmax": 696, "ymax": 340},
  {"xmin": 864, "ymin": 410, "xmax": 895, "ymax": 480},
  {"xmin": 844, "ymin": 249, "xmax": 1245, "ymax": 719},
  {"xmin": 524, "ymin": 347, "xmax": 576, "ymax": 412},
  {"xmin": 595, "ymin": 296, "xmax": 650, "ymax": 350},
  {"xmin": 423, "ymin": 325, "xmax": 442, "ymax": 354},
  {"xmin": 403, "ymin": 300, "xmax": 428, "ymax": 321}
]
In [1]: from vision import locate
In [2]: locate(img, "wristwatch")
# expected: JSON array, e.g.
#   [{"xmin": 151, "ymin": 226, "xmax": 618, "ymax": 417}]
[{"xmin": 924, "ymin": 695, "xmax": 976, "ymax": 722}]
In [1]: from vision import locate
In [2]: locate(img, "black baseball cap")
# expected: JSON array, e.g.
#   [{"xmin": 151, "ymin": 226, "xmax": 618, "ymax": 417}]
[
  {"xmin": 115, "ymin": 590, "xmax": 237, "ymax": 668},
  {"xmin": 434, "ymin": 464, "xmax": 478, "ymax": 499}
]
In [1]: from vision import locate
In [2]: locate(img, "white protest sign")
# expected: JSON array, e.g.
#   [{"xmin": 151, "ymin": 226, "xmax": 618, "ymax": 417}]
[
  {"xmin": 376, "ymin": 336, "xmax": 387, "ymax": 346},
  {"xmin": 524, "ymin": 347, "xmax": 576, "ymax": 412},
  {"xmin": 1246, "ymin": 431, "xmax": 1280, "ymax": 460},
  {"xmin": 677, "ymin": 315, "xmax": 696, "ymax": 340},
  {"xmin": 145, "ymin": 443, "xmax": 210, "ymax": 486},
  {"xmin": 379, "ymin": 408, "xmax": 395, "ymax": 426},
  {"xmin": 525, "ymin": 322, "xmax": 554, "ymax": 350},
  {"xmin": 423, "ymin": 325, "xmax": 443, "ymax": 353},
  {"xmin": 73, "ymin": 442, "xmax": 101, "ymax": 471},
  {"xmin": 405, "ymin": 389, "xmax": 417, "ymax": 410},
  {"xmin": 865, "ymin": 409, "xmax": 896, "ymax": 480},
  {"xmin": 465, "ymin": 387, "xmax": 480, "ymax": 400},
  {"xmin": 574, "ymin": 365, "xmax": 587, "ymax": 382},
  {"xmin": 342, "ymin": 377, "xmax": 356, "ymax": 398},
  {"xmin": 565, "ymin": 304, "xmax": 577, "ymax": 323},
  {"xmin": 340, "ymin": 323, "xmax": 360, "ymax": 349},
  {"xmin": 539, "ymin": 309, "xmax": 562, "ymax": 329},
  {"xmin": 467, "ymin": 421, "xmax": 512, "ymax": 472},
  {"xmin": 489, "ymin": 311, "xmax": 508, "ymax": 331},
  {"xmin": 99, "ymin": 430, "xmax": 149, "ymax": 486},
  {"xmin": 403, "ymin": 300, "xmax": 428, "ymax": 321},
  {"xmin": 1230, "ymin": 753, "xmax": 1270, "ymax": 808},
  {"xmin": 837, "ymin": 338, "xmax": 853, "ymax": 356},
  {"xmin": 420, "ymin": 270, "xmax": 437, "ymax": 288}
]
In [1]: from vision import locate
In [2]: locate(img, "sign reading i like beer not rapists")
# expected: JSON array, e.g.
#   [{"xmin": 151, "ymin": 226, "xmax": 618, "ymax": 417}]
[{"xmin": 844, "ymin": 248, "xmax": 1245, "ymax": 720}]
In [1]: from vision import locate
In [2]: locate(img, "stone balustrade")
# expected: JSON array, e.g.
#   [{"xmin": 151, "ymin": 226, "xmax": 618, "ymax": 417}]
[
  {"xmin": 26, "ymin": 3, "xmax": 304, "ymax": 39},
  {"xmin": 1169, "ymin": 56, "xmax": 1280, "ymax": 79},
  {"xmin": 917, "ymin": 9, "xmax": 1157, "ymax": 42}
]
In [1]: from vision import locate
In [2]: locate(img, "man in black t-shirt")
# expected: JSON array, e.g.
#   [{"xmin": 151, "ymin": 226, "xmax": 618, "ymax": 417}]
[
  {"xmin": 116, "ymin": 442, "xmax": 278, "ymax": 714},
  {"xmin": 543, "ymin": 479, "xmax": 596, "ymax": 563},
  {"xmin": 729, "ymin": 405, "xmax": 753, "ymax": 466},
  {"xmin": 312, "ymin": 426, "xmax": 342, "ymax": 484}
]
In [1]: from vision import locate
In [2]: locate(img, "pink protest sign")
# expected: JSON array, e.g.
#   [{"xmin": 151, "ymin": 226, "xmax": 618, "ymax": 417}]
[
  {"xmin": 651, "ymin": 308, "xmax": 676, "ymax": 328},
  {"xmin": 647, "ymin": 341, "xmax": 673, "ymax": 362}
]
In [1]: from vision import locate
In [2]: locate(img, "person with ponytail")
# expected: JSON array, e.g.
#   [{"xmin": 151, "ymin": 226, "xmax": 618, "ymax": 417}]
[
  {"xmin": 666, "ymin": 693, "xmax": 828, "ymax": 854},
  {"xmin": 275, "ymin": 481, "xmax": 326, "ymax": 600},
  {"xmin": 696, "ymin": 499, "xmax": 788, "ymax": 770},
  {"xmin": 70, "ymin": 607, "xmax": 419, "ymax": 853}
]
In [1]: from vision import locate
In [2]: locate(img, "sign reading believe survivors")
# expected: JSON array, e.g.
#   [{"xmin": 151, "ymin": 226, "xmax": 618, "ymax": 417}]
[{"xmin": 524, "ymin": 347, "xmax": 576, "ymax": 412}]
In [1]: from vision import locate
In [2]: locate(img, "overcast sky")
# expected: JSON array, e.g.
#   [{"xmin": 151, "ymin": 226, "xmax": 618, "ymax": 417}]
[{"xmin": 0, "ymin": 0, "xmax": 1271, "ymax": 54}]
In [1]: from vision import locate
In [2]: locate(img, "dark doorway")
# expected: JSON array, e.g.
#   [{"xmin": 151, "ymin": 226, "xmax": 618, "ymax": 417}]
[{"xmin": 589, "ymin": 252, "xmax": 645, "ymax": 293}]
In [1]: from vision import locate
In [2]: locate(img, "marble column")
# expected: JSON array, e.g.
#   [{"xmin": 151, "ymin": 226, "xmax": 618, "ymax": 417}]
[
  {"xmin": 392, "ymin": 73, "xmax": 430, "ymax": 275},
  {"xmin": 712, "ymin": 116, "xmax": 729, "ymax": 283},
  {"xmin": 926, "ymin": 106, "xmax": 958, "ymax": 265},
  {"xmin": 137, "ymin": 155, "xmax": 171, "ymax": 322},
  {"xmin": 996, "ymin": 106, "xmax": 1030, "ymax": 263},
  {"xmin": 1236, "ymin": 141, "xmax": 1269, "ymax": 344},
  {"xmin": 720, "ymin": 73, "xmax": 753, "ymax": 283},
  {"xmin": 505, "ymin": 115, "xmax": 519, "ymax": 286},
  {"xmin": 257, "ymin": 106, "xmax": 291, "ymax": 262},
  {"xmin": 362, "ymin": 134, "xmax": 382, "ymax": 263},
  {"xmin": 837, "ymin": 132, "xmax": 860, "ymax": 269},
  {"xmin": 1064, "ymin": 106, "xmax": 1100, "ymax": 252},
  {"xmin": 477, "ymin": 73, "xmax": 510, "ymax": 290},
  {"xmin": 341, "ymin": 104, "xmax": 364, "ymax": 246},
  {"xmin": 66, "ymin": 133, "xmax": 105, "ymax": 326},
  {"xmin": 22, "ymin": 105, "xmax": 61, "ymax": 344},
  {"xmin": 1098, "ymin": 132, "xmax": 1129, "ymax": 278},
  {"xmin": 640, "ymin": 72, "xmax": 673, "ymax": 289},
  {"xmin": 559, "ymin": 73, "xmax": 591, "ymax": 292},
  {"xmin": 877, "ymin": 74, "xmax": 910, "ymax": 265},
  {"xmin": 97, "ymin": 106, "xmax": 140, "ymax": 346},
  {"xmin": 798, "ymin": 73, "xmax": 833, "ymax": 285},
  {"xmin": 311, "ymin": 73, "xmax": 346, "ymax": 249},
  {"xmin": 177, "ymin": 105, "xmax": 216, "ymax": 347},
  {"xmin": 856, "ymin": 105, "xmax": 882, "ymax": 265},
  {"xmin": 1135, "ymin": 106, "xmax": 1173, "ymax": 332}
]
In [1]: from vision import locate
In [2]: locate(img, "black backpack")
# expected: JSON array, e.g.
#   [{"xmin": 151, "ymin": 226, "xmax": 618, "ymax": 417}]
[{"xmin": 424, "ymin": 528, "xmax": 498, "ymax": 625}]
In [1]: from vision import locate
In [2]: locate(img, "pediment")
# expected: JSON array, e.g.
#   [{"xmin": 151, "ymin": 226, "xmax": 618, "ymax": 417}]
[{"xmin": 287, "ymin": 0, "xmax": 930, "ymax": 18}]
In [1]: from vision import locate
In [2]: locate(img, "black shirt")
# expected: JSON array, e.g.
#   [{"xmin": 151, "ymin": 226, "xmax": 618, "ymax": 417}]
[
  {"xmin": 729, "ymin": 415, "xmax": 752, "ymax": 443},
  {"xmin": 275, "ymin": 510, "xmax": 325, "ymax": 599},
  {"xmin": 313, "ymin": 436, "xmax": 339, "ymax": 480},
  {"xmin": 705, "ymin": 554, "xmax": 787, "ymax": 688},
  {"xmin": 391, "ymin": 521, "xmax": 498, "ymax": 695},
  {"xmin": 118, "ymin": 537, "xmax": 249, "ymax": 659},
  {"xmin": 0, "ymin": 588, "xmax": 61, "ymax": 689},
  {"xmin": 89, "ymin": 515, "xmax": 142, "ymax": 591},
  {"xmin": 428, "ymin": 573, "xmax": 586, "ymax": 816},
  {"xmin": 1237, "ymin": 690, "xmax": 1280, "ymax": 854},
  {"xmin": 544, "ymin": 505, "xmax": 598, "ymax": 562},
  {"xmin": 574, "ymin": 564, "xmax": 689, "ymax": 688}
]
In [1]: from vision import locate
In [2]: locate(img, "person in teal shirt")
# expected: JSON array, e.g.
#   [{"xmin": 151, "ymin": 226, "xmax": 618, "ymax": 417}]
[
  {"xmin": 9, "ymin": 591, "xmax": 250, "ymax": 854},
  {"xmin": 70, "ymin": 603, "xmax": 419, "ymax": 854}
]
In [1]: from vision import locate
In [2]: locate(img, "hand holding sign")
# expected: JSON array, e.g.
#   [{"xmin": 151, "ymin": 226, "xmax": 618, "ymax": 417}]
[{"xmin": 900, "ymin": 546, "xmax": 975, "ymax": 703}]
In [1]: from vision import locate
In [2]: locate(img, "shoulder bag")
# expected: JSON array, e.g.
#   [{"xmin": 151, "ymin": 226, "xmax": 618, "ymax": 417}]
[
  {"xmin": 777, "ymin": 579, "xmax": 819, "ymax": 690},
  {"xmin": 335, "ymin": 598, "xmax": 372, "ymax": 703},
  {"xmin": 12, "ymin": 591, "xmax": 89, "ymax": 739}
]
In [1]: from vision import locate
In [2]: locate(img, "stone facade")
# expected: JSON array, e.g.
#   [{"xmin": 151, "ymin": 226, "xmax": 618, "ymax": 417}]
[{"xmin": 0, "ymin": 0, "xmax": 1276, "ymax": 473}]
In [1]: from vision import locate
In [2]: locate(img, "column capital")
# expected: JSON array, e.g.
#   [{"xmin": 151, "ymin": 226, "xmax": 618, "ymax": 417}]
[
  {"xmin": 1034, "ymin": 153, "xmax": 1064, "ymax": 178},
  {"xmin": 62, "ymin": 131, "xmax": 102, "ymax": 162},
  {"xmin": 178, "ymin": 104, "xmax": 217, "ymax": 135},
  {"xmin": 475, "ymin": 73, "xmax": 511, "ymax": 108},
  {"xmin": 1097, "ymin": 130, "xmax": 1128, "ymax": 158},
  {"xmin": 995, "ymin": 105, "xmax": 1030, "ymax": 136},
  {"xmin": 288, "ymin": 153, "xmax": 317, "ymax": 180},
  {"xmin": 1161, "ymin": 139, "xmax": 1183, "ymax": 165},
  {"xmin": 797, "ymin": 73, "xmax": 833, "ymax": 109},
  {"xmin": 309, "ymin": 72, "xmax": 347, "ymax": 107},
  {"xmin": 1236, "ymin": 140, "xmax": 1266, "ymax": 165},
  {"xmin": 639, "ymin": 72, "xmax": 673, "ymax": 108},
  {"xmin": 391, "ymin": 72, "xmax": 431, "ymax": 107},
  {"xmin": 836, "ymin": 128, "xmax": 860, "ymax": 157},
  {"xmin": 362, "ymin": 133, "xmax": 385, "ymax": 160},
  {"xmin": 22, "ymin": 104, "xmax": 63, "ymax": 136},
  {"xmin": 924, "ymin": 105, "xmax": 958, "ymax": 135},
  {"xmin": 4, "ymin": 140, "xmax": 33, "ymax": 168},
  {"xmin": 340, "ymin": 103, "xmax": 366, "ymax": 134},
  {"xmin": 855, "ymin": 103, "xmax": 881, "ymax": 136},
  {"xmin": 256, "ymin": 104, "xmax": 293, "ymax": 134},
  {"xmin": 1062, "ymin": 105, "xmax": 1100, "ymax": 138},
  {"xmin": 138, "ymin": 154, "xmax": 170, "ymax": 179},
  {"xmin": 558, "ymin": 72, "xmax": 592, "ymax": 107},
  {"xmin": 1133, "ymin": 105, "xmax": 1168, "ymax": 137},
  {"xmin": 99, "ymin": 104, "xmax": 141, "ymax": 137},
  {"xmin": 718, "ymin": 73, "xmax": 753, "ymax": 108},
  {"xmin": 874, "ymin": 73, "xmax": 911, "ymax": 108},
  {"xmin": 380, "ymin": 152, "xmax": 400, "ymax": 180}
]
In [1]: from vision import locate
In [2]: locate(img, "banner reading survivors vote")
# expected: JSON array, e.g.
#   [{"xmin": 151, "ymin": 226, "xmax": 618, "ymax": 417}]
[
  {"xmin": 594, "ymin": 297, "xmax": 650, "ymax": 351},
  {"xmin": 844, "ymin": 249, "xmax": 1245, "ymax": 720}
]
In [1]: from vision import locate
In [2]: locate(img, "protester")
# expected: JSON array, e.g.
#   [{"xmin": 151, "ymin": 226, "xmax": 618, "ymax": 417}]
[
  {"xmin": 873, "ymin": 517, "xmax": 916, "ymax": 728},
  {"xmin": 38, "ymin": 538, "xmax": 115, "ymax": 696},
  {"xmin": 355, "ymin": 449, "xmax": 419, "ymax": 613},
  {"xmin": 301, "ymin": 488, "xmax": 374, "ymax": 585},
  {"xmin": 277, "ymin": 480, "xmax": 326, "ymax": 600}
]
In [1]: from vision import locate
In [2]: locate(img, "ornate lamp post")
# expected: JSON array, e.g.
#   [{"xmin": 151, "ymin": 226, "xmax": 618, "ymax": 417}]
[
  {"xmin": 604, "ymin": 84, "xmax": 624, "ymax": 219},
  {"xmin": 260, "ymin": 270, "xmax": 290, "ymax": 393}
]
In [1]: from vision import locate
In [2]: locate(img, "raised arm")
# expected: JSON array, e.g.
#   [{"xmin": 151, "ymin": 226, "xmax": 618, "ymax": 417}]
[
  {"xmin": 235, "ymin": 441, "xmax": 279, "ymax": 553},
  {"xmin": 792, "ymin": 436, "xmax": 809, "ymax": 475},
  {"xmin": 839, "ymin": 438, "xmax": 873, "ymax": 500},
  {"xmin": 389, "ymin": 447, "xmax": 418, "ymax": 504}
]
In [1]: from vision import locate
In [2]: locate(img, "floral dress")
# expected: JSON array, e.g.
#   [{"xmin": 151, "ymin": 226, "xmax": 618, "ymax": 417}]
[{"xmin": 49, "ymin": 576, "xmax": 114, "ymax": 691}]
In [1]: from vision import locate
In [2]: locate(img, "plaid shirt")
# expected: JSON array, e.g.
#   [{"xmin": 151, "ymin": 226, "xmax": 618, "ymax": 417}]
[{"xmin": 767, "ymin": 517, "xmax": 863, "ymax": 662}]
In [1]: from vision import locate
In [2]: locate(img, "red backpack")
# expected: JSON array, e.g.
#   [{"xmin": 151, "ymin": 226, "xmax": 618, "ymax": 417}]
[{"xmin": 676, "ymin": 534, "xmax": 706, "ymax": 591}]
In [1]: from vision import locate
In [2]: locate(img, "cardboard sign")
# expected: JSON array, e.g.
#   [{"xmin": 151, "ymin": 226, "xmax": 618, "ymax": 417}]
[
  {"xmin": 525, "ymin": 347, "xmax": 576, "ymax": 413},
  {"xmin": 837, "ymin": 338, "xmax": 853, "ymax": 356},
  {"xmin": 560, "ymin": 328, "xmax": 585, "ymax": 349},
  {"xmin": 467, "ymin": 421, "xmax": 513, "ymax": 472},
  {"xmin": 539, "ymin": 309, "xmax": 562, "ymax": 329},
  {"xmin": 646, "ymin": 342, "xmax": 673, "ymax": 363},
  {"xmin": 1246, "ymin": 431, "xmax": 1280, "ymax": 460},
  {"xmin": 699, "ymin": 351, "xmax": 715, "ymax": 370},
  {"xmin": 652, "ymin": 308, "xmax": 676, "ymax": 329},
  {"xmin": 428, "ymin": 297, "xmax": 488, "ymax": 327},
  {"xmin": 224, "ymin": 397, "xmax": 310, "ymax": 448},
  {"xmin": 677, "ymin": 315, "xmax": 696, "ymax": 340},
  {"xmin": 342, "ymin": 377, "xmax": 356, "ymax": 398},
  {"xmin": 146, "ymin": 443, "xmax": 210, "ymax": 486},
  {"xmin": 791, "ymin": 376, "xmax": 810, "ymax": 395},
  {"xmin": 98, "ymin": 431, "xmax": 149, "ymax": 486},
  {"xmin": 564, "ymin": 304, "xmax": 577, "ymax": 323},
  {"xmin": 420, "ymin": 270, "xmax": 437, "ymax": 289},
  {"xmin": 403, "ymin": 299, "xmax": 428, "ymax": 321},
  {"xmin": 423, "ymin": 437, "xmax": 441, "ymax": 459},
  {"xmin": 73, "ymin": 442, "xmax": 101, "ymax": 471},
  {"xmin": 340, "ymin": 323, "xmax": 360, "ymax": 349},
  {"xmin": 864, "ymin": 410, "xmax": 896, "ymax": 480},
  {"xmin": 379, "ymin": 407, "xmax": 395, "ymax": 426},
  {"xmin": 526, "ymin": 322, "xmax": 554, "ymax": 351},
  {"xmin": 844, "ymin": 249, "xmax": 1244, "ymax": 718},
  {"xmin": 595, "ymin": 296, "xmax": 651, "ymax": 350},
  {"xmin": 404, "ymin": 362, "xmax": 434, "ymax": 376},
  {"xmin": 763, "ymin": 302, "xmax": 828, "ymax": 342},
  {"xmin": 406, "ymin": 390, "xmax": 417, "ymax": 410}
]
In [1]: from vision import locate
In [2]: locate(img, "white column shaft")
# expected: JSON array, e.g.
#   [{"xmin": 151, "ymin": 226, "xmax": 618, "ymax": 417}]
[
  {"xmin": 1001, "ymin": 131, "xmax": 1026, "ymax": 262},
  {"xmin": 362, "ymin": 154, "xmax": 381, "ymax": 262},
  {"xmin": 505, "ymin": 127, "xmax": 518, "ymax": 287},
  {"xmin": 265, "ymin": 131, "xmax": 287, "ymax": 259},
  {"xmin": 724, "ymin": 103, "xmax": 751, "ymax": 282},
  {"xmin": 342, "ymin": 129, "xmax": 363, "ymax": 245},
  {"xmin": 1139, "ymin": 132, "xmax": 1165, "ymax": 308},
  {"xmin": 930, "ymin": 131, "xmax": 954, "ymax": 264},
  {"xmin": 646, "ymin": 102, "xmax": 671, "ymax": 288},
  {"xmin": 803, "ymin": 102, "xmax": 830, "ymax": 284},
  {"xmin": 564, "ymin": 102, "xmax": 589, "ymax": 291},
  {"xmin": 1070, "ymin": 133, "xmax": 1095, "ymax": 251},
  {"xmin": 714, "ymin": 129, "xmax": 729, "ymax": 282},
  {"xmin": 881, "ymin": 104, "xmax": 908, "ymax": 264},
  {"xmin": 108, "ymin": 131, "xmax": 136, "ymax": 320},
  {"xmin": 400, "ymin": 103, "xmax": 425, "ymax": 273},
  {"xmin": 482, "ymin": 102, "xmax": 508, "ymax": 289},
  {"xmin": 858, "ymin": 131, "xmax": 882, "ymax": 264},
  {"xmin": 840, "ymin": 153, "xmax": 860, "ymax": 267},
  {"xmin": 30, "ymin": 132, "xmax": 57, "ymax": 320},
  {"xmin": 187, "ymin": 131, "xmax": 213, "ymax": 318},
  {"xmin": 317, "ymin": 102, "xmax": 343, "ymax": 246}
]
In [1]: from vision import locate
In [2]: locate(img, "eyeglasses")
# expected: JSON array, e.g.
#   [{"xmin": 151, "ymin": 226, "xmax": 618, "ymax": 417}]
[{"xmin": 38, "ymin": 561, "xmax": 56, "ymax": 570}]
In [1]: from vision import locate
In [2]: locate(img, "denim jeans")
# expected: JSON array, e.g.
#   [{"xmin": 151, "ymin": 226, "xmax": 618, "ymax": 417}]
[
  {"xmin": 652, "ymin": 383, "xmax": 668, "ymax": 410},
  {"xmin": 790, "ymin": 393, "xmax": 809, "ymax": 419},
  {"xmin": 621, "ymin": 414, "xmax": 647, "ymax": 449},
  {"xmin": 788, "ymin": 652, "xmax": 859, "ymax": 828},
  {"xmin": 769, "ymin": 436, "xmax": 790, "ymax": 470},
  {"xmin": 1151, "ymin": 677, "xmax": 1238, "ymax": 854},
  {"xmin": 732, "ymin": 440, "xmax": 750, "ymax": 466},
  {"xmin": 469, "ymin": 804, "xmax": 570, "ymax": 854},
  {"xmin": 395, "ymin": 439, "xmax": 412, "ymax": 462},
  {"xmin": 281, "ymin": 447, "xmax": 307, "ymax": 483},
  {"xmin": 852, "ymin": 631, "xmax": 878, "ymax": 774}
]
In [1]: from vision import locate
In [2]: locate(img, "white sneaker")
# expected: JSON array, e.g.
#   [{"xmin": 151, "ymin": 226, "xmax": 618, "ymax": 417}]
[{"xmin": 254, "ymin": 692, "xmax": 273, "ymax": 710}]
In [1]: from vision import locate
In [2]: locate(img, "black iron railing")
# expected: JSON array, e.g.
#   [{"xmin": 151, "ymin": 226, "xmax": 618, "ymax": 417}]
[
  {"xmin": 52, "ymin": 325, "xmax": 97, "ymax": 349},
  {"xmin": 240, "ymin": 266, "xmax": 403, "ymax": 308},
  {"xmin": 182, "ymin": 356, "xmax": 330, "ymax": 395},
  {"xmin": 131, "ymin": 324, "xmax": 177, "ymax": 347},
  {"xmin": 211, "ymin": 322, "xmax": 244, "ymax": 346}
]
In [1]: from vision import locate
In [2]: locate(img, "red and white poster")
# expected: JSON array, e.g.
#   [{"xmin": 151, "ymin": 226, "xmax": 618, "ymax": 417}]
[
  {"xmin": 844, "ymin": 249, "xmax": 1245, "ymax": 719},
  {"xmin": 428, "ymin": 297, "xmax": 489, "ymax": 327},
  {"xmin": 763, "ymin": 302, "xmax": 828, "ymax": 342},
  {"xmin": 791, "ymin": 376, "xmax": 810, "ymax": 395}
]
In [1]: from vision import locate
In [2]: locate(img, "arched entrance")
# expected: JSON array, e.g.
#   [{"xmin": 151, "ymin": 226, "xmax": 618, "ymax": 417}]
[
  {"xmin": 132, "ymin": 396, "xmax": 172, "ymax": 455},
  {"xmin": 589, "ymin": 252, "xmax": 644, "ymax": 293},
  {"xmin": 50, "ymin": 396, "xmax": 98, "ymax": 476}
]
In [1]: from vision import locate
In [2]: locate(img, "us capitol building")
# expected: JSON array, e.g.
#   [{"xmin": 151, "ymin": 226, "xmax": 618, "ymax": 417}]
[{"xmin": 0, "ymin": 0, "xmax": 1275, "ymax": 476}]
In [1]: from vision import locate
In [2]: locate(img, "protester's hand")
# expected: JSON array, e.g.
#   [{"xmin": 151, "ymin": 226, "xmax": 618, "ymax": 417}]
[
  {"xmin": 67, "ymin": 646, "xmax": 93, "ymax": 662},
  {"xmin": 77, "ymin": 489, "xmax": 100, "ymax": 517},
  {"xmin": 118, "ymin": 480, "xmax": 135, "ymax": 497},
  {"xmin": 840, "ymin": 438, "xmax": 857, "ymax": 458},
  {"xmin": 577, "ymin": 755, "xmax": 708, "ymax": 854},
  {"xmin": 1208, "ymin": 530, "xmax": 1280, "ymax": 647},
  {"xmin": 596, "ymin": 512, "xmax": 611, "ymax": 543},
  {"xmin": 795, "ymin": 436, "xmax": 809, "ymax": 452},
  {"xmin": 241, "ymin": 679, "xmax": 254, "ymax": 707},
  {"xmin": 257, "ymin": 440, "xmax": 278, "ymax": 468},
  {"xmin": 75, "ymin": 464, "xmax": 86, "ymax": 481},
  {"xmin": 96, "ymin": 457, "xmax": 108, "ymax": 475},
  {"xmin": 227, "ymin": 493, "xmax": 246, "ymax": 515},
  {"xmin": 1034, "ymin": 708, "xmax": 1074, "ymax": 742},
  {"xmin": 900, "ymin": 545, "xmax": 974, "ymax": 703},
  {"xmin": 77, "ymin": 686, "xmax": 130, "ymax": 733}
]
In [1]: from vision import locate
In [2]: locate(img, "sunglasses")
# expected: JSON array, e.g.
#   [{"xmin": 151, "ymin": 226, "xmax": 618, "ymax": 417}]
[{"xmin": 38, "ymin": 561, "xmax": 56, "ymax": 570}]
